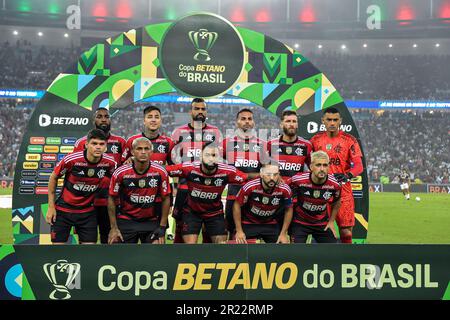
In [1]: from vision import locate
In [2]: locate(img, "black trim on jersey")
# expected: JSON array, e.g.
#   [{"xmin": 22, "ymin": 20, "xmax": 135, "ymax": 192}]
[
  {"xmin": 199, "ymin": 164, "xmax": 218, "ymax": 176},
  {"xmin": 83, "ymin": 149, "xmax": 103, "ymax": 165},
  {"xmin": 132, "ymin": 161, "xmax": 151, "ymax": 176},
  {"xmin": 310, "ymin": 172, "xmax": 329, "ymax": 186},
  {"xmin": 260, "ymin": 178, "xmax": 276, "ymax": 195},
  {"xmin": 279, "ymin": 135, "xmax": 299, "ymax": 144}
]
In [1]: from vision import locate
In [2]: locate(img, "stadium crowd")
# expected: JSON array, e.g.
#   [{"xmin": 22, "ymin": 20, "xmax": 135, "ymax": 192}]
[
  {"xmin": 311, "ymin": 52, "xmax": 450, "ymax": 100},
  {"xmin": 1, "ymin": 42, "xmax": 450, "ymax": 100},
  {"xmin": 0, "ymin": 99, "xmax": 449, "ymax": 185}
]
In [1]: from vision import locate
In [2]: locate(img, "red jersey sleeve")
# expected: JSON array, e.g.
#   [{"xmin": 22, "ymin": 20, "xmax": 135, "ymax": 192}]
[
  {"xmin": 165, "ymin": 163, "xmax": 187, "ymax": 177},
  {"xmin": 53, "ymin": 155, "xmax": 71, "ymax": 177},
  {"xmin": 283, "ymin": 186, "xmax": 293, "ymax": 208},
  {"xmin": 331, "ymin": 185, "xmax": 342, "ymax": 203},
  {"xmin": 166, "ymin": 137, "xmax": 175, "ymax": 165},
  {"xmin": 121, "ymin": 137, "xmax": 133, "ymax": 162},
  {"xmin": 73, "ymin": 137, "xmax": 86, "ymax": 152},
  {"xmin": 235, "ymin": 186, "xmax": 249, "ymax": 206},
  {"xmin": 229, "ymin": 168, "xmax": 247, "ymax": 184},
  {"xmin": 159, "ymin": 168, "xmax": 171, "ymax": 197},
  {"xmin": 348, "ymin": 138, "xmax": 364, "ymax": 177},
  {"xmin": 109, "ymin": 170, "xmax": 122, "ymax": 197}
]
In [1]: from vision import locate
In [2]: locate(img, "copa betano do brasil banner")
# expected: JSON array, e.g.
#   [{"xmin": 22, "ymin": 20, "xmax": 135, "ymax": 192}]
[
  {"xmin": 12, "ymin": 12, "xmax": 369, "ymax": 244},
  {"xmin": 1, "ymin": 245, "xmax": 449, "ymax": 300}
]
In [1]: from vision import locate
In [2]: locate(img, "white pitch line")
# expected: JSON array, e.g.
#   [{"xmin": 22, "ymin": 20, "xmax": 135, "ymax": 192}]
[{"xmin": 0, "ymin": 195, "xmax": 12, "ymax": 209}]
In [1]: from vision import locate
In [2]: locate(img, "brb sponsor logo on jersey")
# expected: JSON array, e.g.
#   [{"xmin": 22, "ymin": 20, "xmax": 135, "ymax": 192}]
[
  {"xmin": 38, "ymin": 114, "xmax": 89, "ymax": 127},
  {"xmin": 191, "ymin": 189, "xmax": 219, "ymax": 200},
  {"xmin": 130, "ymin": 194, "xmax": 156, "ymax": 204}
]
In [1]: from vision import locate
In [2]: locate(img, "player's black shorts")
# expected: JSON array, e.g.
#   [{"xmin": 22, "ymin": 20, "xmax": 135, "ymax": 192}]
[
  {"xmin": 51, "ymin": 210, "xmax": 97, "ymax": 243},
  {"xmin": 290, "ymin": 223, "xmax": 337, "ymax": 244},
  {"xmin": 182, "ymin": 210, "xmax": 227, "ymax": 237},
  {"xmin": 242, "ymin": 223, "xmax": 280, "ymax": 243},
  {"xmin": 117, "ymin": 218, "xmax": 159, "ymax": 244}
]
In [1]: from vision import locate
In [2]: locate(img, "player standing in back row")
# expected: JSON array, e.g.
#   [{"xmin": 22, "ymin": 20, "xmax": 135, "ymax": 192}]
[
  {"xmin": 121, "ymin": 105, "xmax": 175, "ymax": 239},
  {"xmin": 73, "ymin": 108, "xmax": 126, "ymax": 244},
  {"xmin": 310, "ymin": 107, "xmax": 363, "ymax": 244},
  {"xmin": 170, "ymin": 98, "xmax": 222, "ymax": 243},
  {"xmin": 222, "ymin": 108, "xmax": 268, "ymax": 239}
]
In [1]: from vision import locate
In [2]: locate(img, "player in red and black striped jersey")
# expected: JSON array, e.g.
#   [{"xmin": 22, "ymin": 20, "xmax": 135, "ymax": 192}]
[
  {"xmin": 289, "ymin": 151, "xmax": 341, "ymax": 243},
  {"xmin": 73, "ymin": 108, "xmax": 126, "ymax": 244},
  {"xmin": 222, "ymin": 108, "xmax": 268, "ymax": 237},
  {"xmin": 234, "ymin": 162, "xmax": 293, "ymax": 244},
  {"xmin": 170, "ymin": 98, "xmax": 222, "ymax": 243},
  {"xmin": 121, "ymin": 105, "xmax": 175, "ymax": 166},
  {"xmin": 108, "ymin": 137, "xmax": 171, "ymax": 244},
  {"xmin": 267, "ymin": 110, "xmax": 312, "ymax": 181},
  {"xmin": 121, "ymin": 105, "xmax": 175, "ymax": 240},
  {"xmin": 46, "ymin": 129, "xmax": 117, "ymax": 244},
  {"xmin": 310, "ymin": 107, "xmax": 363, "ymax": 244},
  {"xmin": 166, "ymin": 143, "xmax": 246, "ymax": 244}
]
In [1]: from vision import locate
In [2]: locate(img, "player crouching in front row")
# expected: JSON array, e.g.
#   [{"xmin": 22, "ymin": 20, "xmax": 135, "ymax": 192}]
[
  {"xmin": 288, "ymin": 151, "xmax": 342, "ymax": 244},
  {"xmin": 233, "ymin": 162, "xmax": 293, "ymax": 244},
  {"xmin": 108, "ymin": 137, "xmax": 171, "ymax": 244},
  {"xmin": 165, "ymin": 143, "xmax": 247, "ymax": 244}
]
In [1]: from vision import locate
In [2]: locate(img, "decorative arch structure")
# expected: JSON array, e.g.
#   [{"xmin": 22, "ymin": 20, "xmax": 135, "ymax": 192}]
[{"xmin": 12, "ymin": 13, "xmax": 369, "ymax": 244}]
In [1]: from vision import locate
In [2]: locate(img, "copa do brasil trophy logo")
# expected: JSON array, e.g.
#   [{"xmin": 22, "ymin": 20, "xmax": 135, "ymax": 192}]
[{"xmin": 160, "ymin": 12, "xmax": 245, "ymax": 98}]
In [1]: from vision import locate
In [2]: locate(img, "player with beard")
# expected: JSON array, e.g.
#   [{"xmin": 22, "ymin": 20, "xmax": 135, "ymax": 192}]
[
  {"xmin": 268, "ymin": 110, "xmax": 312, "ymax": 181},
  {"xmin": 73, "ymin": 108, "xmax": 126, "ymax": 244},
  {"xmin": 222, "ymin": 108, "xmax": 268, "ymax": 239},
  {"xmin": 268, "ymin": 110, "xmax": 312, "ymax": 232},
  {"xmin": 108, "ymin": 138, "xmax": 171, "ymax": 244},
  {"xmin": 170, "ymin": 98, "xmax": 222, "ymax": 243},
  {"xmin": 166, "ymin": 143, "xmax": 246, "ymax": 244},
  {"xmin": 310, "ymin": 107, "xmax": 363, "ymax": 244},
  {"xmin": 289, "ymin": 151, "xmax": 341, "ymax": 243},
  {"xmin": 233, "ymin": 162, "xmax": 293, "ymax": 244},
  {"xmin": 121, "ymin": 105, "xmax": 176, "ymax": 240}
]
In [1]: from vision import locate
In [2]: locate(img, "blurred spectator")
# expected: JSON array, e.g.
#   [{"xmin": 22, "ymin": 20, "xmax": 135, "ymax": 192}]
[{"xmin": 0, "ymin": 42, "xmax": 450, "ymax": 100}]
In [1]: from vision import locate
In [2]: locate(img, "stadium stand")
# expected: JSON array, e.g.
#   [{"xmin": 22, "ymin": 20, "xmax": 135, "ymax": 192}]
[{"xmin": 1, "ymin": 99, "xmax": 449, "ymax": 184}]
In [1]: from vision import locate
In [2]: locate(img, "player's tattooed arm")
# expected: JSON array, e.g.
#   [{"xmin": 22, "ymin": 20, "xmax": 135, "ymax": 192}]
[
  {"xmin": 325, "ymin": 198, "xmax": 341, "ymax": 238},
  {"xmin": 46, "ymin": 172, "xmax": 59, "ymax": 225},
  {"xmin": 107, "ymin": 195, "xmax": 123, "ymax": 244},
  {"xmin": 233, "ymin": 200, "xmax": 246, "ymax": 244},
  {"xmin": 277, "ymin": 206, "xmax": 293, "ymax": 244}
]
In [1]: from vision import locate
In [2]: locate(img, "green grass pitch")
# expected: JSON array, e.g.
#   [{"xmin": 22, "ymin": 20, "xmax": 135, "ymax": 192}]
[{"xmin": 0, "ymin": 190, "xmax": 449, "ymax": 244}]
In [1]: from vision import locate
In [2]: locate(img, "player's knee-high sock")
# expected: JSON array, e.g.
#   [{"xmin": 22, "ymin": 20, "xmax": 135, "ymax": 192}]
[
  {"xmin": 340, "ymin": 229, "xmax": 352, "ymax": 244},
  {"xmin": 174, "ymin": 221, "xmax": 184, "ymax": 243},
  {"xmin": 202, "ymin": 230, "xmax": 212, "ymax": 243}
]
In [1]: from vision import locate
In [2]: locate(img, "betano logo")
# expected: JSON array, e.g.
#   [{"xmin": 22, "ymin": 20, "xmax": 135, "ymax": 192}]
[
  {"xmin": 307, "ymin": 122, "xmax": 353, "ymax": 134},
  {"xmin": 43, "ymin": 260, "xmax": 81, "ymax": 300},
  {"xmin": 39, "ymin": 114, "xmax": 89, "ymax": 127}
]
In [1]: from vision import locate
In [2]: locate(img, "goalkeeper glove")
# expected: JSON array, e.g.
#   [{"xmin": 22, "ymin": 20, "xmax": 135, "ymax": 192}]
[
  {"xmin": 149, "ymin": 226, "xmax": 166, "ymax": 241},
  {"xmin": 334, "ymin": 172, "xmax": 353, "ymax": 183}
]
